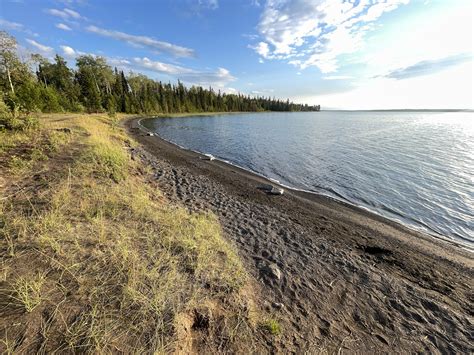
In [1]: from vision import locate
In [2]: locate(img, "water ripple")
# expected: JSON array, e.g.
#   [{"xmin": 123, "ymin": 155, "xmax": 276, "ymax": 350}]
[{"xmin": 143, "ymin": 111, "xmax": 474, "ymax": 246}]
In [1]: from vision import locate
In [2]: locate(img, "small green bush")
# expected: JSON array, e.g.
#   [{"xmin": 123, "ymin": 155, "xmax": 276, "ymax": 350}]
[{"xmin": 0, "ymin": 96, "xmax": 39, "ymax": 132}]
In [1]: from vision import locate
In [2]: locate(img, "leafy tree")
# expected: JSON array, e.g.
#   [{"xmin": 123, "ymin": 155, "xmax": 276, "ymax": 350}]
[
  {"xmin": 0, "ymin": 31, "xmax": 18, "ymax": 94},
  {"xmin": 0, "ymin": 31, "xmax": 321, "ymax": 116}
]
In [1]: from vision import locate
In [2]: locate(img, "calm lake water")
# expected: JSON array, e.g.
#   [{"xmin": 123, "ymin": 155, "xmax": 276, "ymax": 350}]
[{"xmin": 142, "ymin": 111, "xmax": 474, "ymax": 246}]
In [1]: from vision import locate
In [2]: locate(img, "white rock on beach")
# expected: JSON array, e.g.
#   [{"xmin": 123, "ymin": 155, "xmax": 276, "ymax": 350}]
[
  {"xmin": 269, "ymin": 187, "xmax": 284, "ymax": 195},
  {"xmin": 201, "ymin": 154, "xmax": 215, "ymax": 161},
  {"xmin": 258, "ymin": 184, "xmax": 284, "ymax": 195}
]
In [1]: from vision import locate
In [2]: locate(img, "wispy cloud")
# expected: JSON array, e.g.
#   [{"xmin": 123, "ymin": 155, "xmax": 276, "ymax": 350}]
[
  {"xmin": 251, "ymin": 0, "xmax": 409, "ymax": 73},
  {"xmin": 25, "ymin": 39, "xmax": 54, "ymax": 55},
  {"xmin": 56, "ymin": 23, "xmax": 72, "ymax": 31},
  {"xmin": 323, "ymin": 75, "xmax": 354, "ymax": 80},
  {"xmin": 198, "ymin": 0, "xmax": 218, "ymax": 10},
  {"xmin": 132, "ymin": 57, "xmax": 194, "ymax": 75},
  {"xmin": 0, "ymin": 19, "xmax": 23, "ymax": 31},
  {"xmin": 85, "ymin": 25, "xmax": 195, "ymax": 58},
  {"xmin": 381, "ymin": 53, "xmax": 473, "ymax": 80},
  {"xmin": 132, "ymin": 57, "xmax": 235, "ymax": 87},
  {"xmin": 180, "ymin": 0, "xmax": 220, "ymax": 17},
  {"xmin": 0, "ymin": 18, "xmax": 39, "ymax": 37},
  {"xmin": 46, "ymin": 8, "xmax": 83, "ymax": 20}
]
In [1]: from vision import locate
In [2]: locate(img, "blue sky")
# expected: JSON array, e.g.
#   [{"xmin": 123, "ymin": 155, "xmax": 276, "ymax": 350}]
[{"xmin": 1, "ymin": 0, "xmax": 472, "ymax": 109}]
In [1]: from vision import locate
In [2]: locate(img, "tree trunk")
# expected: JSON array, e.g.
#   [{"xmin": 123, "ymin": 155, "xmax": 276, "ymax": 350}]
[{"xmin": 6, "ymin": 65, "xmax": 14, "ymax": 94}]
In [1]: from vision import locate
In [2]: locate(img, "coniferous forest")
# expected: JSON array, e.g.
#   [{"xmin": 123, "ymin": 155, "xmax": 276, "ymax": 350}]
[{"xmin": 0, "ymin": 31, "xmax": 320, "ymax": 117}]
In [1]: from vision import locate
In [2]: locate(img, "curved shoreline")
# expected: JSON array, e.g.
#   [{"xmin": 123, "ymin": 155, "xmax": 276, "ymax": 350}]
[
  {"xmin": 136, "ymin": 116, "xmax": 472, "ymax": 254},
  {"xmin": 126, "ymin": 115, "xmax": 473, "ymax": 352}
]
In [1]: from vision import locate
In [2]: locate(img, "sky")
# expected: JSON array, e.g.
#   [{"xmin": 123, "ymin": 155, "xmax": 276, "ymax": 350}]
[{"xmin": 0, "ymin": 0, "xmax": 472, "ymax": 109}]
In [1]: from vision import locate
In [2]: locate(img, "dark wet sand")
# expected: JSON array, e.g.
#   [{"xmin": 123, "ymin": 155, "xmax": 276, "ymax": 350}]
[{"xmin": 126, "ymin": 117, "xmax": 473, "ymax": 353}]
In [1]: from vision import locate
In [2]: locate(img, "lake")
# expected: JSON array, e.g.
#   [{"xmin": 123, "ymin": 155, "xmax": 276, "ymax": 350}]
[{"xmin": 142, "ymin": 111, "xmax": 474, "ymax": 246}]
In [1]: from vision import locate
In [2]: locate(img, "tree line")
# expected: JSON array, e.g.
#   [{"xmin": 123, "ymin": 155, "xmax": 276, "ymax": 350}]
[{"xmin": 0, "ymin": 31, "xmax": 320, "ymax": 115}]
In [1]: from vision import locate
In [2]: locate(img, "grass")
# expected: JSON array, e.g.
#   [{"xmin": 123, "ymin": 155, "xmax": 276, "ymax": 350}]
[
  {"xmin": 10, "ymin": 273, "xmax": 46, "ymax": 313},
  {"xmin": 261, "ymin": 319, "xmax": 282, "ymax": 336},
  {"xmin": 0, "ymin": 113, "xmax": 266, "ymax": 353}
]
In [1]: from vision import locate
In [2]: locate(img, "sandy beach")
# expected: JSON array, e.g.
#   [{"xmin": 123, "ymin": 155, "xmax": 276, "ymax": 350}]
[{"xmin": 127, "ymin": 117, "xmax": 473, "ymax": 353}]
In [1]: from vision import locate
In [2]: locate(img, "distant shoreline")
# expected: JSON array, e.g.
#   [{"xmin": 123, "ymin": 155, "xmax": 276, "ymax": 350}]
[{"xmin": 322, "ymin": 108, "xmax": 474, "ymax": 112}]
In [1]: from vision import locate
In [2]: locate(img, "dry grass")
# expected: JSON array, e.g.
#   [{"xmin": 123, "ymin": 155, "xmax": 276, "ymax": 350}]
[
  {"xmin": 10, "ymin": 272, "xmax": 47, "ymax": 313},
  {"xmin": 0, "ymin": 113, "xmax": 266, "ymax": 353}
]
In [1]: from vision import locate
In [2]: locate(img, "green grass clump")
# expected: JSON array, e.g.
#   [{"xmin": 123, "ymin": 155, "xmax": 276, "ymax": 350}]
[
  {"xmin": 45, "ymin": 130, "xmax": 72, "ymax": 152},
  {"xmin": 261, "ymin": 319, "xmax": 282, "ymax": 336},
  {"xmin": 81, "ymin": 142, "xmax": 128, "ymax": 182},
  {"xmin": 8, "ymin": 155, "xmax": 32, "ymax": 174}
]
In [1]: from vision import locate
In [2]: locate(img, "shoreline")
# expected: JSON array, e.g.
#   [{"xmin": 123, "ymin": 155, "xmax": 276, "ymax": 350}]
[
  {"xmin": 136, "ymin": 116, "xmax": 472, "ymax": 255},
  {"xmin": 126, "ymin": 116, "xmax": 473, "ymax": 352}
]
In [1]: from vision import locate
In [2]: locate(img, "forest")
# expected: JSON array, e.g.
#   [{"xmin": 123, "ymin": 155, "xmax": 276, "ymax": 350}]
[{"xmin": 0, "ymin": 31, "xmax": 320, "ymax": 118}]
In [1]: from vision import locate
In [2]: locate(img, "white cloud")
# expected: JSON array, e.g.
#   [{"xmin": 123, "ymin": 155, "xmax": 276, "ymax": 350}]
[
  {"xmin": 56, "ymin": 23, "xmax": 72, "ymax": 31},
  {"xmin": 46, "ymin": 8, "xmax": 83, "ymax": 20},
  {"xmin": 0, "ymin": 19, "xmax": 39, "ymax": 37},
  {"xmin": 292, "ymin": 1, "xmax": 473, "ymax": 109},
  {"xmin": 60, "ymin": 45, "xmax": 86, "ymax": 58},
  {"xmin": 63, "ymin": 8, "xmax": 81, "ymax": 18},
  {"xmin": 25, "ymin": 39, "xmax": 54, "ymax": 55},
  {"xmin": 132, "ymin": 57, "xmax": 236, "ymax": 87},
  {"xmin": 56, "ymin": 47, "xmax": 234, "ymax": 88},
  {"xmin": 221, "ymin": 87, "xmax": 238, "ymax": 94},
  {"xmin": 250, "ymin": 41, "xmax": 270, "ymax": 58},
  {"xmin": 107, "ymin": 58, "xmax": 131, "ymax": 67},
  {"xmin": 86, "ymin": 25, "xmax": 195, "ymax": 58},
  {"xmin": 252, "ymin": 0, "xmax": 409, "ymax": 73}
]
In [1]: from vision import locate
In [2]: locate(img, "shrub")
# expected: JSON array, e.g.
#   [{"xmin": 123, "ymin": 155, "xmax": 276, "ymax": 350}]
[{"xmin": 0, "ymin": 96, "xmax": 39, "ymax": 132}]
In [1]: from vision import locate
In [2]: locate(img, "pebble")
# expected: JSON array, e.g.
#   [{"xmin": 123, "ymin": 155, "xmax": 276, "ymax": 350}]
[{"xmin": 259, "ymin": 261, "xmax": 282, "ymax": 280}]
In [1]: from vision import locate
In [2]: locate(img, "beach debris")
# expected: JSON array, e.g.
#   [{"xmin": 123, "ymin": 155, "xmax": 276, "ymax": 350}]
[
  {"xmin": 146, "ymin": 132, "xmax": 154, "ymax": 136},
  {"xmin": 201, "ymin": 153, "xmax": 215, "ymax": 161},
  {"xmin": 258, "ymin": 184, "xmax": 274, "ymax": 191},
  {"xmin": 271, "ymin": 302, "xmax": 285, "ymax": 310},
  {"xmin": 258, "ymin": 261, "xmax": 282, "ymax": 280},
  {"xmin": 258, "ymin": 184, "xmax": 284, "ymax": 195}
]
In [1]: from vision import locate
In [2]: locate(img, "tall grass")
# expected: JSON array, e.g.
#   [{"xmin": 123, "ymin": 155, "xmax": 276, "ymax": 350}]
[{"xmin": 0, "ymin": 113, "xmax": 263, "ymax": 353}]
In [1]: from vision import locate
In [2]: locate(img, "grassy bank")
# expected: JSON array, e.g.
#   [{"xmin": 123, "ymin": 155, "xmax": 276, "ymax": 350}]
[{"xmin": 0, "ymin": 113, "xmax": 269, "ymax": 353}]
